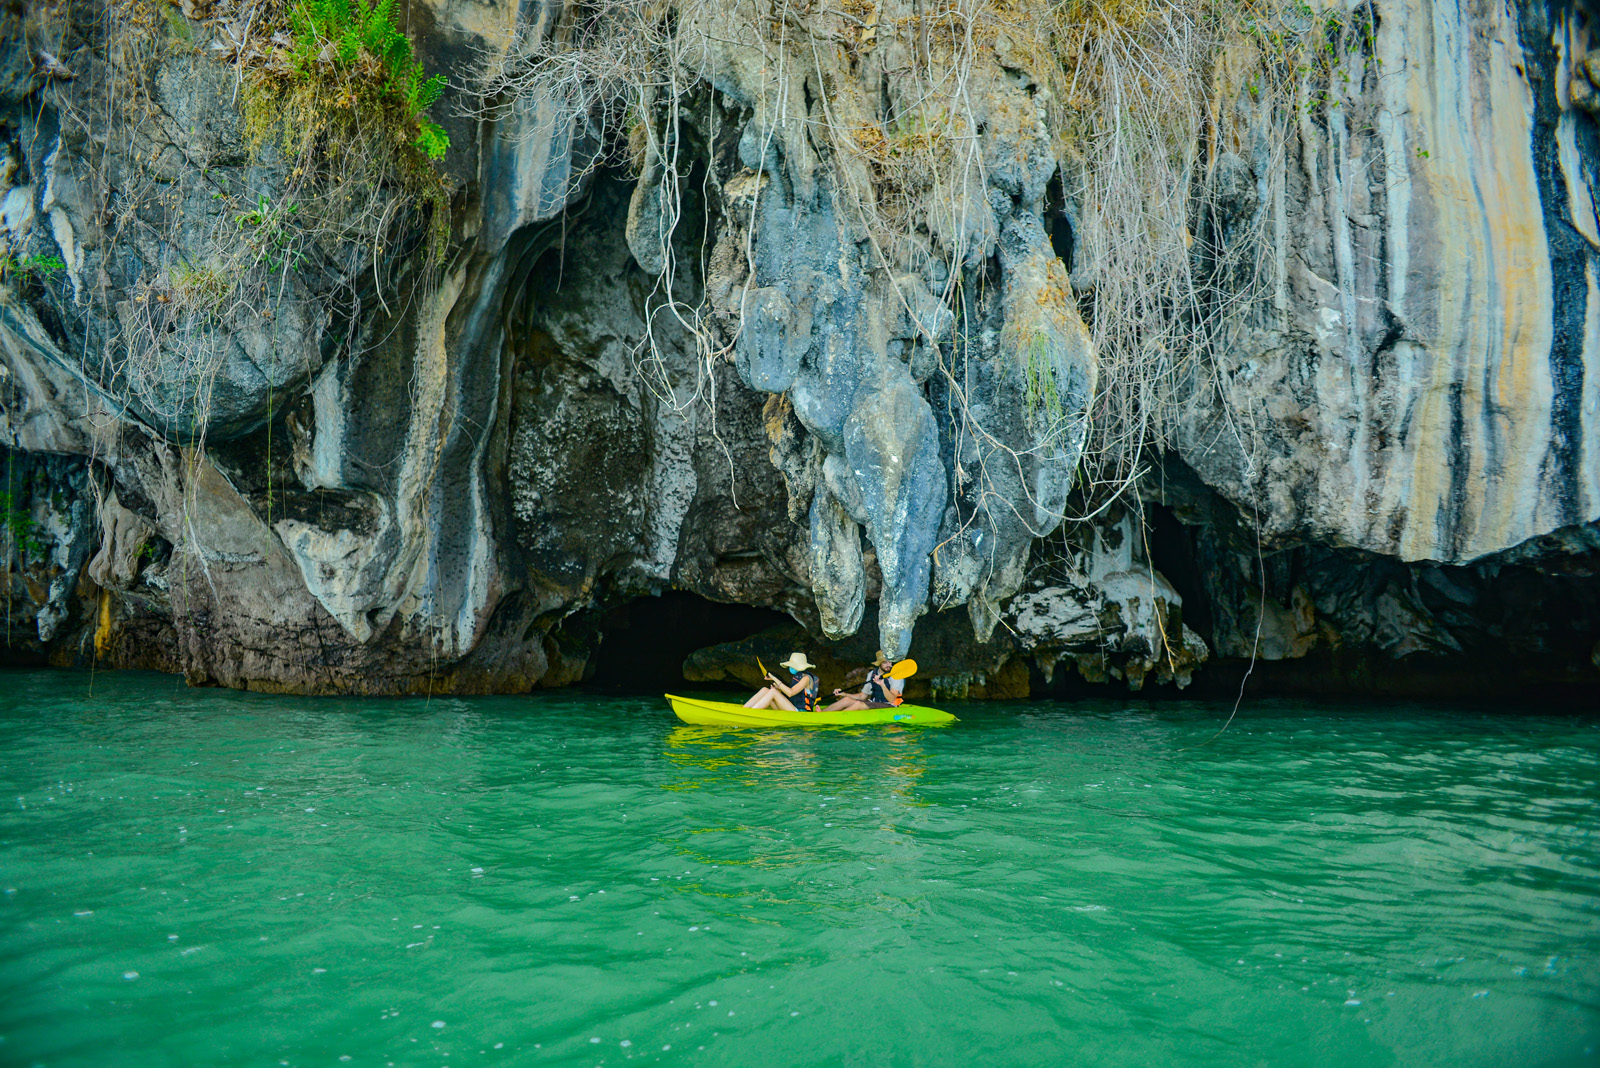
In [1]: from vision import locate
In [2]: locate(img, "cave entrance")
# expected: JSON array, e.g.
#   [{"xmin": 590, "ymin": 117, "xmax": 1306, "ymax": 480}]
[
  {"xmin": 585, "ymin": 592, "xmax": 792, "ymax": 694},
  {"xmin": 1142, "ymin": 503, "xmax": 1214, "ymax": 646}
]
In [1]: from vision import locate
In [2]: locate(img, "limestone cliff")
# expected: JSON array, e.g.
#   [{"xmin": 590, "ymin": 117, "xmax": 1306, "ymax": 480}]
[{"xmin": 1, "ymin": 0, "xmax": 1596, "ymax": 699}]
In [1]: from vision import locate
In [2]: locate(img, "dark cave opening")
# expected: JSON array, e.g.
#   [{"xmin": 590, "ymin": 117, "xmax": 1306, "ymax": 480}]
[
  {"xmin": 1142, "ymin": 504, "xmax": 1214, "ymax": 646},
  {"xmin": 1044, "ymin": 172, "xmax": 1074, "ymax": 269},
  {"xmin": 584, "ymin": 592, "xmax": 792, "ymax": 693}
]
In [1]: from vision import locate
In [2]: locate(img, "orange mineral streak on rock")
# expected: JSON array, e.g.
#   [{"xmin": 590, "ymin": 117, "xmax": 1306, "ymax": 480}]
[{"xmin": 94, "ymin": 587, "xmax": 112, "ymax": 659}]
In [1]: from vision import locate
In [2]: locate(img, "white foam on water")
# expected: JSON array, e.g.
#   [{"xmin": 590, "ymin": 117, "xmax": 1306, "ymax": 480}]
[
  {"xmin": 432, "ymin": 1020, "xmax": 446, "ymax": 1028},
  {"xmin": 74, "ymin": 911, "xmax": 92, "ymax": 917},
  {"xmin": 589, "ymin": 1037, "xmax": 602, "ymax": 1044},
  {"xmin": 123, "ymin": 971, "xmax": 138, "ymax": 980},
  {"xmin": 620, "ymin": 1040, "xmax": 632, "ymax": 1047}
]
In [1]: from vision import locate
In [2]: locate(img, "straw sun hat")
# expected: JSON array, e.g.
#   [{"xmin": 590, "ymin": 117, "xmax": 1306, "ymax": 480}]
[{"xmin": 779, "ymin": 652, "xmax": 815, "ymax": 672}]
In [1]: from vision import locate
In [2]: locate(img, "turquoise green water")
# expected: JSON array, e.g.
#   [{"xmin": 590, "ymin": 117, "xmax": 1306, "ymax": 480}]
[{"xmin": 0, "ymin": 672, "xmax": 1597, "ymax": 1067}]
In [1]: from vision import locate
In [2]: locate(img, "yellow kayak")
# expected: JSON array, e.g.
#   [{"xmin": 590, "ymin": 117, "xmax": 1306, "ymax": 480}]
[{"xmin": 665, "ymin": 693, "xmax": 956, "ymax": 727}]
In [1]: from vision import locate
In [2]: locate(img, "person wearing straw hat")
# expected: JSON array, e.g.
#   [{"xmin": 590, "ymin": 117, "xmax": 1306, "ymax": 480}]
[
  {"xmin": 826, "ymin": 651, "xmax": 904, "ymax": 711},
  {"xmin": 743, "ymin": 652, "xmax": 821, "ymax": 712}
]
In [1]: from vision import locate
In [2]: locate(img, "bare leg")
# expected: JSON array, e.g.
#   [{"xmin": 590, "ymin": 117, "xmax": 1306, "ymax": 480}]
[
  {"xmin": 744, "ymin": 687, "xmax": 776, "ymax": 708},
  {"xmin": 825, "ymin": 696, "xmax": 869, "ymax": 711},
  {"xmin": 748, "ymin": 690, "xmax": 800, "ymax": 711}
]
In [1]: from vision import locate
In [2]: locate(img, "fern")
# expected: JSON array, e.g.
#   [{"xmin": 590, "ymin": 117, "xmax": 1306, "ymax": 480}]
[
  {"xmin": 414, "ymin": 120, "xmax": 449, "ymax": 161},
  {"xmin": 286, "ymin": 0, "xmax": 451, "ymax": 159}
]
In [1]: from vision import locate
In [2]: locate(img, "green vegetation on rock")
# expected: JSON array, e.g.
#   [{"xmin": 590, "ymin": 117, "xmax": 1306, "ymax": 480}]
[
  {"xmin": 0, "ymin": 491, "xmax": 46, "ymax": 560},
  {"xmin": 283, "ymin": 0, "xmax": 450, "ymax": 160},
  {"xmin": 0, "ymin": 253, "xmax": 66, "ymax": 283},
  {"xmin": 245, "ymin": 0, "xmax": 453, "ymax": 264}
]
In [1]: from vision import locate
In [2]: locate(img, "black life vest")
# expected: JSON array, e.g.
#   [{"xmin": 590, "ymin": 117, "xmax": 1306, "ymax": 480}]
[
  {"xmin": 793, "ymin": 671, "xmax": 819, "ymax": 711},
  {"xmin": 867, "ymin": 668, "xmax": 902, "ymax": 706}
]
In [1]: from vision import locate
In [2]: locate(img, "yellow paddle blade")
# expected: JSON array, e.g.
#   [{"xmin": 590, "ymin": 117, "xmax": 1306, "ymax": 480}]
[
  {"xmin": 757, "ymin": 657, "xmax": 768, "ymax": 677},
  {"xmin": 889, "ymin": 658, "xmax": 917, "ymax": 680}
]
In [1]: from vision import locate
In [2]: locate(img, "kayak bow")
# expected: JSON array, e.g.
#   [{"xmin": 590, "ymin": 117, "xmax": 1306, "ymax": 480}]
[{"xmin": 664, "ymin": 693, "xmax": 956, "ymax": 727}]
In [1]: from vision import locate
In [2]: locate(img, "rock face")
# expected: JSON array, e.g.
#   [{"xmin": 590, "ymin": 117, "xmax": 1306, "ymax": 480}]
[
  {"xmin": 1182, "ymin": 0, "xmax": 1600, "ymax": 567},
  {"xmin": 1, "ymin": 0, "xmax": 1598, "ymax": 699}
]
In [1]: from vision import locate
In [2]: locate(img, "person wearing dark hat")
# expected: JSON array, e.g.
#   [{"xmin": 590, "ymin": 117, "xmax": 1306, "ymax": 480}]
[{"xmin": 743, "ymin": 652, "xmax": 821, "ymax": 712}]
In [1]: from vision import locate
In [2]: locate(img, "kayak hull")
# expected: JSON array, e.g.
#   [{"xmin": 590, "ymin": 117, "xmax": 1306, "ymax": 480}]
[{"xmin": 665, "ymin": 693, "xmax": 956, "ymax": 727}]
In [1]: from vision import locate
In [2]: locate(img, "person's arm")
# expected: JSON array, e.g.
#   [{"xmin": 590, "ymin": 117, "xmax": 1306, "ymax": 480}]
[{"xmin": 775, "ymin": 674, "xmax": 804, "ymax": 697}]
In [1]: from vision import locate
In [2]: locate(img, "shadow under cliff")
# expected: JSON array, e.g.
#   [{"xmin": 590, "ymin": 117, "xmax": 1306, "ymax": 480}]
[{"xmin": 581, "ymin": 592, "xmax": 792, "ymax": 694}]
